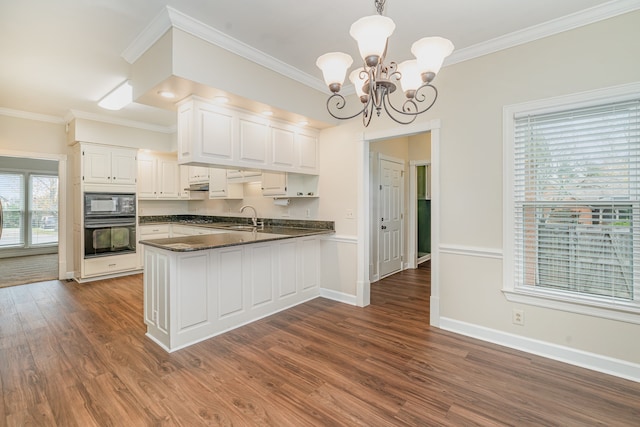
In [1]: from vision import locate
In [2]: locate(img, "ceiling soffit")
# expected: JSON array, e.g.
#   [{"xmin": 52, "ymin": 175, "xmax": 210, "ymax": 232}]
[{"xmin": 123, "ymin": 3, "xmax": 640, "ymax": 96}]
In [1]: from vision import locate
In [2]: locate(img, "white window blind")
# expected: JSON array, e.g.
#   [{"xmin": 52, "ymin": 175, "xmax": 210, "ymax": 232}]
[
  {"xmin": 0, "ymin": 172, "xmax": 26, "ymax": 247},
  {"xmin": 513, "ymin": 99, "xmax": 640, "ymax": 302}
]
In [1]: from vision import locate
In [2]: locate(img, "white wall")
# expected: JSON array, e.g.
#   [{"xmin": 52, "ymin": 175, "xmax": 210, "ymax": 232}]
[{"xmin": 317, "ymin": 10, "xmax": 640, "ymax": 368}]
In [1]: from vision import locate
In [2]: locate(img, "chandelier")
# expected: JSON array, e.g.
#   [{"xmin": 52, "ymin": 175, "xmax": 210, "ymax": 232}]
[{"xmin": 316, "ymin": 0, "xmax": 454, "ymax": 126}]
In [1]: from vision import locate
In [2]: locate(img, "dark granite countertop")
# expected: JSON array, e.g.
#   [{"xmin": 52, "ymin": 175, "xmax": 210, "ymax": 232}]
[{"xmin": 139, "ymin": 226, "xmax": 333, "ymax": 252}]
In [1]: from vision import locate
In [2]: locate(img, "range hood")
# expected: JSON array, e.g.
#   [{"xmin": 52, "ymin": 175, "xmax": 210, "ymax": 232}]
[{"xmin": 188, "ymin": 183, "xmax": 209, "ymax": 191}]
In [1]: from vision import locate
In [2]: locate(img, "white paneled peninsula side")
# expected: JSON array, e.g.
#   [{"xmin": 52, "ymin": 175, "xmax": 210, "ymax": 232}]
[{"xmin": 139, "ymin": 221, "xmax": 333, "ymax": 352}]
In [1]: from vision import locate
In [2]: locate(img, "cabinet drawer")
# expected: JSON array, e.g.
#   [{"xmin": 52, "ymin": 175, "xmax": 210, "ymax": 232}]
[
  {"xmin": 140, "ymin": 224, "xmax": 170, "ymax": 236},
  {"xmin": 84, "ymin": 253, "xmax": 139, "ymax": 277}
]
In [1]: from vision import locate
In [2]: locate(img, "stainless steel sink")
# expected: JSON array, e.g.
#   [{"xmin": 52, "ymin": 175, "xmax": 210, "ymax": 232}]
[
  {"xmin": 229, "ymin": 225, "xmax": 257, "ymax": 231},
  {"xmin": 216, "ymin": 224, "xmax": 256, "ymax": 231}
]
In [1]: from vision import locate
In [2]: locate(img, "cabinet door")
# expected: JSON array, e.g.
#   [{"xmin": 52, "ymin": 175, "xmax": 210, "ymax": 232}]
[
  {"xmin": 261, "ymin": 172, "xmax": 287, "ymax": 196},
  {"xmin": 198, "ymin": 102, "xmax": 234, "ymax": 161},
  {"xmin": 82, "ymin": 145, "xmax": 111, "ymax": 183},
  {"xmin": 137, "ymin": 157, "xmax": 157, "ymax": 199},
  {"xmin": 111, "ymin": 148, "xmax": 137, "ymax": 185},
  {"xmin": 208, "ymin": 168, "xmax": 228, "ymax": 198},
  {"xmin": 238, "ymin": 116, "xmax": 268, "ymax": 166},
  {"xmin": 178, "ymin": 166, "xmax": 191, "ymax": 199},
  {"xmin": 188, "ymin": 166, "xmax": 209, "ymax": 183},
  {"xmin": 296, "ymin": 132, "xmax": 319, "ymax": 173},
  {"xmin": 158, "ymin": 159, "xmax": 179, "ymax": 199},
  {"xmin": 271, "ymin": 125, "xmax": 295, "ymax": 168},
  {"xmin": 177, "ymin": 102, "xmax": 193, "ymax": 161}
]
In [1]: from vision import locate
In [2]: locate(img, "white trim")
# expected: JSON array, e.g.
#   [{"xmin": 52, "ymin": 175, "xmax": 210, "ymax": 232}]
[
  {"xmin": 66, "ymin": 110, "xmax": 176, "ymax": 134},
  {"xmin": 445, "ymin": 0, "xmax": 640, "ymax": 67},
  {"xmin": 439, "ymin": 317, "xmax": 640, "ymax": 383},
  {"xmin": 322, "ymin": 234, "xmax": 357, "ymax": 244},
  {"xmin": 121, "ymin": 6, "xmax": 173, "ymax": 63},
  {"xmin": 0, "ymin": 107, "xmax": 65, "ymax": 124},
  {"xmin": 503, "ymin": 289, "xmax": 640, "ymax": 325},
  {"xmin": 440, "ymin": 244, "xmax": 503, "ymax": 260},
  {"xmin": 319, "ymin": 289, "xmax": 358, "ymax": 306}
]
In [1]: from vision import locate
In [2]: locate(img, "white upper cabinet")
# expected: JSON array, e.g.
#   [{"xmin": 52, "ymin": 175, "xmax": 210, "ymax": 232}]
[
  {"xmin": 138, "ymin": 153, "xmax": 197, "ymax": 200},
  {"xmin": 271, "ymin": 123, "xmax": 296, "ymax": 168},
  {"xmin": 261, "ymin": 171, "xmax": 319, "ymax": 198},
  {"xmin": 177, "ymin": 96, "xmax": 319, "ymax": 175},
  {"xmin": 157, "ymin": 158, "xmax": 180, "ymax": 199},
  {"xmin": 81, "ymin": 143, "xmax": 137, "ymax": 185},
  {"xmin": 188, "ymin": 166, "xmax": 210, "ymax": 184},
  {"xmin": 238, "ymin": 114, "xmax": 269, "ymax": 167},
  {"xmin": 296, "ymin": 131, "xmax": 319, "ymax": 173},
  {"xmin": 209, "ymin": 168, "xmax": 243, "ymax": 199},
  {"xmin": 178, "ymin": 99, "xmax": 235, "ymax": 165}
]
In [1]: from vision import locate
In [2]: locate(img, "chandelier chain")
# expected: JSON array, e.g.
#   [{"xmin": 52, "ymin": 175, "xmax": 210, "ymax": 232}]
[{"xmin": 374, "ymin": 0, "xmax": 386, "ymax": 15}]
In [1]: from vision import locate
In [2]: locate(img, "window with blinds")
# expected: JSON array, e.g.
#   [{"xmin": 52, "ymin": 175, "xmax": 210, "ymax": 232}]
[{"xmin": 512, "ymin": 98, "xmax": 640, "ymax": 303}]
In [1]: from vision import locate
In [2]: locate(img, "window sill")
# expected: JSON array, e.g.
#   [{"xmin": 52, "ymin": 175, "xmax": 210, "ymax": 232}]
[
  {"xmin": 0, "ymin": 245, "xmax": 58, "ymax": 259},
  {"xmin": 502, "ymin": 288, "xmax": 640, "ymax": 325}
]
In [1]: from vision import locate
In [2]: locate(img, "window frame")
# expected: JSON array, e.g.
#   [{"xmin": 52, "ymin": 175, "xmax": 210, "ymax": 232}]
[{"xmin": 503, "ymin": 82, "xmax": 640, "ymax": 325}]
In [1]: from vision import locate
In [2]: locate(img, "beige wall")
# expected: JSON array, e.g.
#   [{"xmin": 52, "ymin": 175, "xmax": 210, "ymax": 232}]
[
  {"xmin": 317, "ymin": 10, "xmax": 640, "ymax": 364},
  {"xmin": 0, "ymin": 115, "xmax": 74, "ymax": 275}
]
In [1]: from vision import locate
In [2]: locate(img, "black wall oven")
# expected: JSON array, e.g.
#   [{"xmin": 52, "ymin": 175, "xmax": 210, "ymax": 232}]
[{"xmin": 84, "ymin": 192, "xmax": 136, "ymax": 258}]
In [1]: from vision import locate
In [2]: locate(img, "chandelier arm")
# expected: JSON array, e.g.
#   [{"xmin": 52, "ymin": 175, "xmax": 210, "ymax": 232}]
[
  {"xmin": 385, "ymin": 83, "xmax": 439, "ymax": 117},
  {"xmin": 382, "ymin": 95, "xmax": 418, "ymax": 125},
  {"xmin": 326, "ymin": 93, "xmax": 372, "ymax": 121}
]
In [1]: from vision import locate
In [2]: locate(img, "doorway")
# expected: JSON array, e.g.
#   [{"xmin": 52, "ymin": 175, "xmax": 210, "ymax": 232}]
[
  {"xmin": 0, "ymin": 150, "xmax": 67, "ymax": 287},
  {"xmin": 358, "ymin": 120, "xmax": 441, "ymax": 325}
]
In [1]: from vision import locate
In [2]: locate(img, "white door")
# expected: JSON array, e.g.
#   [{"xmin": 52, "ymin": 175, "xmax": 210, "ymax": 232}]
[{"xmin": 379, "ymin": 158, "xmax": 404, "ymax": 277}]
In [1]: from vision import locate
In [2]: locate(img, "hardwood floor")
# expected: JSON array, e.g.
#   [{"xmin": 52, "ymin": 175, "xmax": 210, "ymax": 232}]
[{"xmin": 1, "ymin": 263, "xmax": 639, "ymax": 426}]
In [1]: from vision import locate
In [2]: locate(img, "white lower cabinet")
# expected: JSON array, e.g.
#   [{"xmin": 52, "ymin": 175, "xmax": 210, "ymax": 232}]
[
  {"xmin": 142, "ymin": 236, "xmax": 321, "ymax": 351},
  {"xmin": 83, "ymin": 253, "xmax": 139, "ymax": 278},
  {"xmin": 138, "ymin": 224, "xmax": 170, "ymax": 268}
]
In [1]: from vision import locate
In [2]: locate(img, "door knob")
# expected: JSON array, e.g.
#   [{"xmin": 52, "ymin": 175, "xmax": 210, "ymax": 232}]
[{"xmin": 381, "ymin": 225, "xmax": 387, "ymax": 230}]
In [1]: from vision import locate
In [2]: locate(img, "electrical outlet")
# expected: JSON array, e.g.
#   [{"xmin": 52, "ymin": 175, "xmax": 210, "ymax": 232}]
[
  {"xmin": 512, "ymin": 309, "xmax": 524, "ymax": 326},
  {"xmin": 305, "ymin": 209, "xmax": 311, "ymax": 218},
  {"xmin": 346, "ymin": 209, "xmax": 354, "ymax": 219}
]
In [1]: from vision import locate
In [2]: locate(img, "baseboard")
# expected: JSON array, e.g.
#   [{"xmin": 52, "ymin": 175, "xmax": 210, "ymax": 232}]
[
  {"xmin": 439, "ymin": 317, "xmax": 640, "ymax": 383},
  {"xmin": 320, "ymin": 288, "xmax": 358, "ymax": 306}
]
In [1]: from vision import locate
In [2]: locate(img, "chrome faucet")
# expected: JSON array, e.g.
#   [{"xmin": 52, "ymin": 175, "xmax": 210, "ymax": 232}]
[{"xmin": 240, "ymin": 205, "xmax": 258, "ymax": 227}]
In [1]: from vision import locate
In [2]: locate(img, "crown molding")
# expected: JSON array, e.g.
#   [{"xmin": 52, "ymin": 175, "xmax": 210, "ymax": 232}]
[
  {"xmin": 66, "ymin": 110, "xmax": 176, "ymax": 134},
  {"xmin": 0, "ymin": 107, "xmax": 65, "ymax": 124},
  {"xmin": 121, "ymin": 6, "xmax": 173, "ymax": 64},
  {"xmin": 122, "ymin": 6, "xmax": 327, "ymax": 94},
  {"xmin": 446, "ymin": 0, "xmax": 640, "ymax": 67},
  {"xmin": 122, "ymin": 2, "xmax": 640, "ymax": 97},
  {"xmin": 167, "ymin": 7, "xmax": 328, "ymax": 93}
]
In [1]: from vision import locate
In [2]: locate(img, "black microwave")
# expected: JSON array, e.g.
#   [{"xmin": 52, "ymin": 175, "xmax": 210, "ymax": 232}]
[{"xmin": 84, "ymin": 192, "xmax": 136, "ymax": 217}]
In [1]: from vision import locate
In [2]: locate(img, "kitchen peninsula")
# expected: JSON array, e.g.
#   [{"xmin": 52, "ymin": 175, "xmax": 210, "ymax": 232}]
[{"xmin": 139, "ymin": 217, "xmax": 333, "ymax": 352}]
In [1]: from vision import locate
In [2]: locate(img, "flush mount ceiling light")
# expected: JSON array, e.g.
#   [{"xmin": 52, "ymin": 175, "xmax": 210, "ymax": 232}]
[
  {"xmin": 316, "ymin": 0, "xmax": 454, "ymax": 126},
  {"xmin": 157, "ymin": 90, "xmax": 176, "ymax": 99},
  {"xmin": 98, "ymin": 80, "xmax": 133, "ymax": 110}
]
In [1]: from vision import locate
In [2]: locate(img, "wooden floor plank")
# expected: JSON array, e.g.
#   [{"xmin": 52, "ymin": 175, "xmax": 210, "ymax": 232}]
[{"xmin": 1, "ymin": 264, "xmax": 639, "ymax": 426}]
